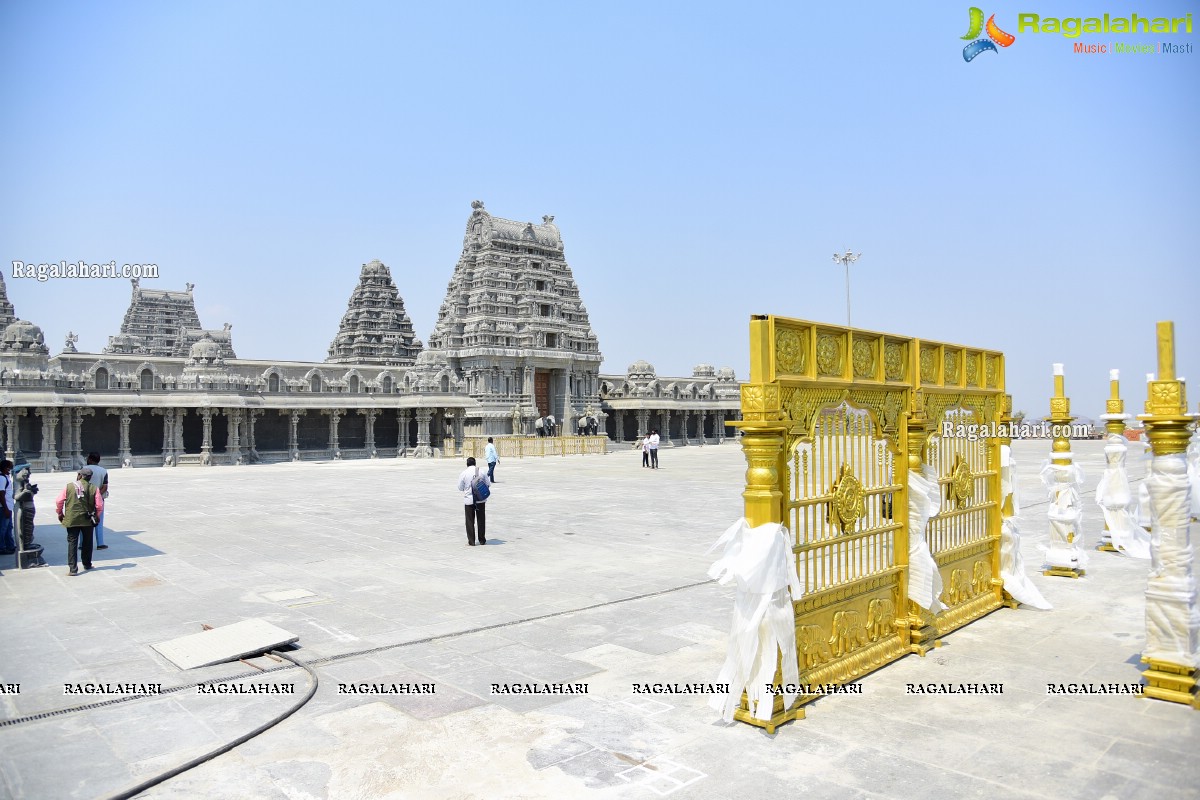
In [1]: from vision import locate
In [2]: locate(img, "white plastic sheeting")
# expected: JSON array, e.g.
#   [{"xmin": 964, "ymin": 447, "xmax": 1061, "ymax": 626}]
[
  {"xmin": 1040, "ymin": 455, "xmax": 1088, "ymax": 572},
  {"xmin": 1095, "ymin": 434, "xmax": 1151, "ymax": 559},
  {"xmin": 999, "ymin": 447, "xmax": 1051, "ymax": 609},
  {"xmin": 1188, "ymin": 428, "xmax": 1200, "ymax": 519},
  {"xmin": 707, "ymin": 519, "xmax": 803, "ymax": 723},
  {"xmin": 1137, "ymin": 439, "xmax": 1155, "ymax": 531},
  {"xmin": 1143, "ymin": 453, "xmax": 1199, "ymax": 668},
  {"xmin": 907, "ymin": 465, "xmax": 945, "ymax": 613}
]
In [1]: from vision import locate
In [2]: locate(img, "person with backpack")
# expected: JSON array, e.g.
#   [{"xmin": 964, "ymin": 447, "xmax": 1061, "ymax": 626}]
[
  {"xmin": 456, "ymin": 456, "xmax": 492, "ymax": 547},
  {"xmin": 55, "ymin": 467, "xmax": 105, "ymax": 576}
]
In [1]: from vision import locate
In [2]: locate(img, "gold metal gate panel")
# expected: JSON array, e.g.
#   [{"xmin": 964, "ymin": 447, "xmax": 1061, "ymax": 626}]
[
  {"xmin": 922, "ymin": 398, "xmax": 1005, "ymax": 635},
  {"xmin": 733, "ymin": 316, "xmax": 1005, "ymax": 731}
]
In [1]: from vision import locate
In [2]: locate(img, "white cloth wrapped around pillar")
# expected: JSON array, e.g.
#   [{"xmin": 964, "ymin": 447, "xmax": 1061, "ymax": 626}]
[
  {"xmin": 1040, "ymin": 457, "xmax": 1088, "ymax": 572},
  {"xmin": 999, "ymin": 447, "xmax": 1051, "ymax": 609},
  {"xmin": 707, "ymin": 519, "xmax": 804, "ymax": 723},
  {"xmin": 907, "ymin": 465, "xmax": 945, "ymax": 613},
  {"xmin": 1143, "ymin": 453, "xmax": 1199, "ymax": 668},
  {"xmin": 1188, "ymin": 430, "xmax": 1200, "ymax": 519},
  {"xmin": 1137, "ymin": 439, "xmax": 1155, "ymax": 530},
  {"xmin": 1095, "ymin": 434, "xmax": 1151, "ymax": 559}
]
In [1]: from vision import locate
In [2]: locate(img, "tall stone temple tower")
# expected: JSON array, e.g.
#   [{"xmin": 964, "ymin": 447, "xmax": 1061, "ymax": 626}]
[
  {"xmin": 428, "ymin": 201, "xmax": 603, "ymax": 435},
  {"xmin": 326, "ymin": 259, "xmax": 423, "ymax": 365},
  {"xmin": 104, "ymin": 279, "xmax": 236, "ymax": 359}
]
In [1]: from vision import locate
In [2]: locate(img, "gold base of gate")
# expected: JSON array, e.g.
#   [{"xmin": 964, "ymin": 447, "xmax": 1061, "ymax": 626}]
[
  {"xmin": 1001, "ymin": 591, "xmax": 1019, "ymax": 610},
  {"xmin": 1140, "ymin": 658, "xmax": 1199, "ymax": 708},
  {"xmin": 1042, "ymin": 566, "xmax": 1086, "ymax": 578},
  {"xmin": 910, "ymin": 622, "xmax": 942, "ymax": 656},
  {"xmin": 733, "ymin": 697, "xmax": 805, "ymax": 734},
  {"xmin": 1096, "ymin": 543, "xmax": 1118, "ymax": 553},
  {"xmin": 934, "ymin": 590, "xmax": 1003, "ymax": 637}
]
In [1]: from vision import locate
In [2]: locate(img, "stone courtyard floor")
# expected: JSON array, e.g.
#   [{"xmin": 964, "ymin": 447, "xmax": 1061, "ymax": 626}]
[{"xmin": 0, "ymin": 439, "xmax": 1197, "ymax": 799}]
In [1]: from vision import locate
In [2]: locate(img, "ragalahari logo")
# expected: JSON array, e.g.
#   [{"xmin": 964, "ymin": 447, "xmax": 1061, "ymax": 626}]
[{"xmin": 962, "ymin": 7, "xmax": 1016, "ymax": 61}]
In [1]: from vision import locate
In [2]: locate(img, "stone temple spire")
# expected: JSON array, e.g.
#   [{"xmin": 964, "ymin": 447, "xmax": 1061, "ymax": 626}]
[
  {"xmin": 106, "ymin": 278, "xmax": 206, "ymax": 356},
  {"xmin": 0, "ymin": 272, "xmax": 17, "ymax": 329},
  {"xmin": 326, "ymin": 259, "xmax": 423, "ymax": 365}
]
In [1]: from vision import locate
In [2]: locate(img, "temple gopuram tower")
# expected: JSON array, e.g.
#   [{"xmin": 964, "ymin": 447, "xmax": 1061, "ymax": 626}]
[
  {"xmin": 428, "ymin": 201, "xmax": 603, "ymax": 435},
  {"xmin": 326, "ymin": 259, "xmax": 423, "ymax": 365},
  {"xmin": 105, "ymin": 279, "xmax": 235, "ymax": 359}
]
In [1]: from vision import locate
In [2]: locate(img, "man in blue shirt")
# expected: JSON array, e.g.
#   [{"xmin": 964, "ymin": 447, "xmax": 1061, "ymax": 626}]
[{"xmin": 485, "ymin": 437, "xmax": 499, "ymax": 483}]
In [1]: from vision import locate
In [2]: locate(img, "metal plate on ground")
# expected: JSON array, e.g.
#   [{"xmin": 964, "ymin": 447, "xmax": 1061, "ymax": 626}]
[{"xmin": 151, "ymin": 619, "xmax": 299, "ymax": 670}]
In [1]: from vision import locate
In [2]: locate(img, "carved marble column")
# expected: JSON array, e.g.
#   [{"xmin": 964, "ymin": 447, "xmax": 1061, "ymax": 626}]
[
  {"xmin": 659, "ymin": 410, "xmax": 672, "ymax": 445},
  {"xmin": 228, "ymin": 408, "xmax": 245, "ymax": 464},
  {"xmin": 246, "ymin": 409, "xmax": 262, "ymax": 462},
  {"xmin": 613, "ymin": 410, "xmax": 624, "ymax": 442},
  {"xmin": 108, "ymin": 407, "xmax": 141, "ymax": 466},
  {"xmin": 36, "ymin": 408, "xmax": 60, "ymax": 471},
  {"xmin": 399, "ymin": 410, "xmax": 412, "ymax": 452},
  {"xmin": 288, "ymin": 409, "xmax": 304, "ymax": 461},
  {"xmin": 635, "ymin": 410, "xmax": 649, "ymax": 441},
  {"xmin": 325, "ymin": 409, "xmax": 344, "ymax": 459},
  {"xmin": 2, "ymin": 409, "xmax": 22, "ymax": 462},
  {"xmin": 363, "ymin": 408, "xmax": 377, "ymax": 457},
  {"xmin": 451, "ymin": 409, "xmax": 465, "ymax": 455},
  {"xmin": 696, "ymin": 410, "xmax": 707, "ymax": 447},
  {"xmin": 716, "ymin": 410, "xmax": 727, "ymax": 444},
  {"xmin": 679, "ymin": 410, "xmax": 690, "ymax": 446},
  {"xmin": 153, "ymin": 407, "xmax": 174, "ymax": 466},
  {"xmin": 199, "ymin": 407, "xmax": 214, "ymax": 466},
  {"xmin": 414, "ymin": 408, "xmax": 433, "ymax": 458},
  {"xmin": 173, "ymin": 409, "xmax": 186, "ymax": 459}
]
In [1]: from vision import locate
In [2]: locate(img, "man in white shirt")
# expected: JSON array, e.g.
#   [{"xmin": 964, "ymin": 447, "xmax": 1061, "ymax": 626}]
[
  {"xmin": 0, "ymin": 459, "xmax": 15, "ymax": 555},
  {"xmin": 86, "ymin": 453, "xmax": 110, "ymax": 549},
  {"xmin": 456, "ymin": 457, "xmax": 491, "ymax": 546},
  {"xmin": 649, "ymin": 429, "xmax": 660, "ymax": 469},
  {"xmin": 484, "ymin": 437, "xmax": 499, "ymax": 483}
]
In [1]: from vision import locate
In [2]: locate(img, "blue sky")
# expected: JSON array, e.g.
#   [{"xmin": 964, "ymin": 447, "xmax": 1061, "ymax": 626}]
[{"xmin": 1, "ymin": 1, "xmax": 1196, "ymax": 418}]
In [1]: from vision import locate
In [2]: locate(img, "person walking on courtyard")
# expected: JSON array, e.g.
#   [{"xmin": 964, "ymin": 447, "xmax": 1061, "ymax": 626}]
[
  {"xmin": 55, "ymin": 467, "xmax": 104, "ymax": 576},
  {"xmin": 485, "ymin": 437, "xmax": 499, "ymax": 483},
  {"xmin": 0, "ymin": 460, "xmax": 15, "ymax": 555},
  {"xmin": 457, "ymin": 456, "xmax": 491, "ymax": 546},
  {"xmin": 85, "ymin": 453, "xmax": 110, "ymax": 549},
  {"xmin": 641, "ymin": 434, "xmax": 651, "ymax": 468},
  {"xmin": 649, "ymin": 429, "xmax": 661, "ymax": 469}
]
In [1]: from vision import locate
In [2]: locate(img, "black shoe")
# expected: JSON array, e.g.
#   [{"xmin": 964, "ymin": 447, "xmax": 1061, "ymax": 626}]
[
  {"xmin": 479, "ymin": 538, "xmax": 487, "ymax": 545},
  {"xmin": 0, "ymin": 550, "xmax": 14, "ymax": 556},
  {"xmin": 84, "ymin": 564, "xmax": 93, "ymax": 570},
  {"xmin": 96, "ymin": 545, "xmax": 109, "ymax": 550},
  {"xmin": 68, "ymin": 570, "xmax": 78, "ymax": 576}
]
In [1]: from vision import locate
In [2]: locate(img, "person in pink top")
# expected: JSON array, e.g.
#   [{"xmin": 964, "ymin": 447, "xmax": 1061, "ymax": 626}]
[{"xmin": 55, "ymin": 467, "xmax": 105, "ymax": 576}]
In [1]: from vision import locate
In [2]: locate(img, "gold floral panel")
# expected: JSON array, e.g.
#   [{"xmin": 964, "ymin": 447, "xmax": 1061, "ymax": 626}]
[
  {"xmin": 851, "ymin": 336, "xmax": 878, "ymax": 381},
  {"xmin": 883, "ymin": 339, "xmax": 907, "ymax": 383},
  {"xmin": 985, "ymin": 354, "xmax": 999, "ymax": 388},
  {"xmin": 775, "ymin": 326, "xmax": 809, "ymax": 377},
  {"xmin": 964, "ymin": 352, "xmax": 980, "ymax": 388},
  {"xmin": 943, "ymin": 348, "xmax": 961, "ymax": 385},
  {"xmin": 920, "ymin": 345, "xmax": 940, "ymax": 385},
  {"xmin": 815, "ymin": 331, "xmax": 845, "ymax": 378}
]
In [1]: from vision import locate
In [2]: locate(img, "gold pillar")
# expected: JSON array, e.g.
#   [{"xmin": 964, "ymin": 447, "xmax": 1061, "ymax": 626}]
[
  {"xmin": 1137, "ymin": 321, "xmax": 1198, "ymax": 708},
  {"xmin": 996, "ymin": 393, "xmax": 1021, "ymax": 607},
  {"xmin": 1044, "ymin": 363, "xmax": 1084, "ymax": 578}
]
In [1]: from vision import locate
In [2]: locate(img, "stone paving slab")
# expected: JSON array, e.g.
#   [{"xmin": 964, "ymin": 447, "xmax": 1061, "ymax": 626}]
[{"xmin": 0, "ymin": 440, "xmax": 1197, "ymax": 799}]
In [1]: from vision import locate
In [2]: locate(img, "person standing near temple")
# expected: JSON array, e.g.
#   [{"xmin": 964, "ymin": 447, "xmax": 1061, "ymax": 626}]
[
  {"xmin": 641, "ymin": 434, "xmax": 651, "ymax": 468},
  {"xmin": 85, "ymin": 453, "xmax": 110, "ymax": 550},
  {"xmin": 456, "ymin": 456, "xmax": 491, "ymax": 546},
  {"xmin": 0, "ymin": 460, "xmax": 15, "ymax": 555},
  {"xmin": 485, "ymin": 437, "xmax": 499, "ymax": 483},
  {"xmin": 649, "ymin": 428, "xmax": 661, "ymax": 469},
  {"xmin": 56, "ymin": 467, "xmax": 104, "ymax": 576}
]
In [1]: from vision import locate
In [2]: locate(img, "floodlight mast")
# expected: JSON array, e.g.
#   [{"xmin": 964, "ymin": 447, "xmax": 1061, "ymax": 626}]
[{"xmin": 831, "ymin": 249, "xmax": 861, "ymax": 327}]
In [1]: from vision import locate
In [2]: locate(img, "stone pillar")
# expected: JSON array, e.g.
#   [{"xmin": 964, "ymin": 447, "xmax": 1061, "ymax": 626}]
[
  {"xmin": 716, "ymin": 410, "xmax": 727, "ymax": 444},
  {"xmin": 613, "ymin": 410, "xmax": 624, "ymax": 442},
  {"xmin": 363, "ymin": 408, "xmax": 377, "ymax": 457},
  {"xmin": 108, "ymin": 407, "xmax": 141, "ymax": 467},
  {"xmin": 636, "ymin": 410, "xmax": 649, "ymax": 440},
  {"xmin": 153, "ymin": 407, "xmax": 174, "ymax": 466},
  {"xmin": 36, "ymin": 408, "xmax": 60, "ymax": 471},
  {"xmin": 174, "ymin": 409, "xmax": 186, "ymax": 459},
  {"xmin": 246, "ymin": 410, "xmax": 261, "ymax": 463},
  {"xmin": 414, "ymin": 409, "xmax": 433, "ymax": 458},
  {"xmin": 659, "ymin": 410, "xmax": 671, "ymax": 445},
  {"xmin": 679, "ymin": 410, "xmax": 690, "ymax": 446},
  {"xmin": 226, "ymin": 408, "xmax": 243, "ymax": 464},
  {"xmin": 325, "ymin": 409, "xmax": 344, "ymax": 459},
  {"xmin": 399, "ymin": 410, "xmax": 412, "ymax": 453},
  {"xmin": 288, "ymin": 409, "xmax": 304, "ymax": 461},
  {"xmin": 450, "ymin": 409, "xmax": 465, "ymax": 455},
  {"xmin": 199, "ymin": 407, "xmax": 214, "ymax": 466},
  {"xmin": 2, "ymin": 408, "xmax": 22, "ymax": 462},
  {"xmin": 696, "ymin": 410, "xmax": 706, "ymax": 447}
]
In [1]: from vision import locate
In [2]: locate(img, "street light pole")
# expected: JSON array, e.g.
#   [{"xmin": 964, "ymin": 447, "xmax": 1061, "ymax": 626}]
[{"xmin": 831, "ymin": 249, "xmax": 861, "ymax": 327}]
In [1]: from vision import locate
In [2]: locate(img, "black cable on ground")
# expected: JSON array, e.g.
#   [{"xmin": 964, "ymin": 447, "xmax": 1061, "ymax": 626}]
[{"xmin": 102, "ymin": 650, "xmax": 318, "ymax": 800}]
